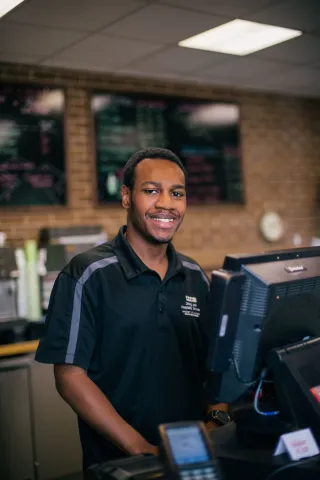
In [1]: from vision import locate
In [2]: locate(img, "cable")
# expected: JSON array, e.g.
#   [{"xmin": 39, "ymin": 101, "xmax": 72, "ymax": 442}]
[
  {"xmin": 253, "ymin": 373, "xmax": 279, "ymax": 417},
  {"xmin": 234, "ymin": 336, "xmax": 313, "ymax": 387},
  {"xmin": 232, "ymin": 354, "xmax": 260, "ymax": 386},
  {"xmin": 264, "ymin": 456, "xmax": 319, "ymax": 480},
  {"xmin": 232, "ymin": 355, "xmax": 273, "ymax": 386},
  {"xmin": 233, "ymin": 359, "xmax": 279, "ymax": 415}
]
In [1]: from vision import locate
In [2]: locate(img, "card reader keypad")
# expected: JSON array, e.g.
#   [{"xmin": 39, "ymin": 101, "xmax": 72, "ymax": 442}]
[{"xmin": 181, "ymin": 467, "xmax": 217, "ymax": 480}]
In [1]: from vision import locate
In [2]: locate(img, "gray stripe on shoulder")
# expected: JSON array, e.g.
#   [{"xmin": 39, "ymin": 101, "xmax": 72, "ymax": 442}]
[
  {"xmin": 182, "ymin": 260, "xmax": 210, "ymax": 287},
  {"xmin": 65, "ymin": 255, "xmax": 118, "ymax": 364}
]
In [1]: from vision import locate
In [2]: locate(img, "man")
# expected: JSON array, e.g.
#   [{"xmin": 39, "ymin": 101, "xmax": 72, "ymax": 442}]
[{"xmin": 35, "ymin": 147, "xmax": 228, "ymax": 471}]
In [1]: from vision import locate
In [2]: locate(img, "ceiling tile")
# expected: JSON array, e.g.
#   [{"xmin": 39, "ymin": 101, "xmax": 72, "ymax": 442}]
[
  {"xmin": 102, "ymin": 4, "xmax": 228, "ymax": 44},
  {"xmin": 251, "ymin": 65, "xmax": 320, "ymax": 89},
  {"xmin": 0, "ymin": 23, "xmax": 85, "ymax": 56},
  {"xmin": 181, "ymin": 76, "xmax": 221, "ymax": 87},
  {"xmin": 0, "ymin": 52, "xmax": 43, "ymax": 64},
  {"xmin": 114, "ymin": 68, "xmax": 184, "ymax": 81},
  {"xmin": 40, "ymin": 58, "xmax": 116, "ymax": 73},
  {"xmin": 120, "ymin": 46, "xmax": 228, "ymax": 74},
  {"xmin": 42, "ymin": 34, "xmax": 165, "ymax": 68},
  {"xmin": 160, "ymin": 0, "xmax": 277, "ymax": 18},
  {"xmin": 248, "ymin": 0, "xmax": 320, "ymax": 33},
  {"xmin": 201, "ymin": 57, "xmax": 289, "ymax": 81},
  {"xmin": 5, "ymin": 0, "xmax": 150, "ymax": 32},
  {"xmin": 253, "ymin": 34, "xmax": 320, "ymax": 65}
]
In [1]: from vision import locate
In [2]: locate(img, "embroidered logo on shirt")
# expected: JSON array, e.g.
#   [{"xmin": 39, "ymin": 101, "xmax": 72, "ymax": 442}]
[
  {"xmin": 181, "ymin": 295, "xmax": 200, "ymax": 318},
  {"xmin": 185, "ymin": 295, "xmax": 197, "ymax": 303}
]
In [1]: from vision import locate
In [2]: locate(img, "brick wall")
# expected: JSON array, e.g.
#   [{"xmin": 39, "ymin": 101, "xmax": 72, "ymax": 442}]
[{"xmin": 1, "ymin": 62, "xmax": 320, "ymax": 271}]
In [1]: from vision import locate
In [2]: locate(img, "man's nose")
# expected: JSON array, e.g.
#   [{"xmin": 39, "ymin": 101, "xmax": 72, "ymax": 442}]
[{"xmin": 155, "ymin": 191, "xmax": 173, "ymax": 209}]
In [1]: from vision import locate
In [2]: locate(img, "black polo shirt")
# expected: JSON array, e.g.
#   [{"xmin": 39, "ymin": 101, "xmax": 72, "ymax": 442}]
[{"xmin": 35, "ymin": 226, "xmax": 210, "ymax": 470}]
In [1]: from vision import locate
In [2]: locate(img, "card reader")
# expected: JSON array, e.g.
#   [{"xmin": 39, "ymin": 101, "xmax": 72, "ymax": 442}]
[{"xmin": 159, "ymin": 421, "xmax": 217, "ymax": 480}]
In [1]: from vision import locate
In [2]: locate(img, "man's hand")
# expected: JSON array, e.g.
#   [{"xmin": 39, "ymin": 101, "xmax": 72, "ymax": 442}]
[
  {"xmin": 131, "ymin": 438, "xmax": 159, "ymax": 456},
  {"xmin": 207, "ymin": 403, "xmax": 228, "ymax": 413},
  {"xmin": 144, "ymin": 444, "xmax": 159, "ymax": 456},
  {"xmin": 205, "ymin": 403, "xmax": 229, "ymax": 431},
  {"xmin": 205, "ymin": 421, "xmax": 219, "ymax": 433}
]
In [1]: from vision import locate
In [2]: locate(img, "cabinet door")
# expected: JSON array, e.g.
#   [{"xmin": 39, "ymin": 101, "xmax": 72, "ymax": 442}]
[
  {"xmin": 0, "ymin": 355, "xmax": 35, "ymax": 480},
  {"xmin": 30, "ymin": 358, "xmax": 82, "ymax": 480}
]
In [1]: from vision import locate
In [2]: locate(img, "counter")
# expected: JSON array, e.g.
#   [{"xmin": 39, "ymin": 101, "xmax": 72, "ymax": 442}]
[
  {"xmin": 0, "ymin": 339, "xmax": 39, "ymax": 357},
  {"xmin": 0, "ymin": 325, "xmax": 82, "ymax": 480}
]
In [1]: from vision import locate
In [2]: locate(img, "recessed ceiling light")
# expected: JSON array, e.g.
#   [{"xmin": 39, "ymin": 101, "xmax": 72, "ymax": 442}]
[
  {"xmin": 178, "ymin": 19, "xmax": 302, "ymax": 56},
  {"xmin": 0, "ymin": 0, "xmax": 26, "ymax": 20}
]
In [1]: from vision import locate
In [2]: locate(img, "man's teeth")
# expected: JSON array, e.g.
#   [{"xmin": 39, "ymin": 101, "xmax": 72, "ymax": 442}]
[{"xmin": 152, "ymin": 218, "xmax": 174, "ymax": 223}]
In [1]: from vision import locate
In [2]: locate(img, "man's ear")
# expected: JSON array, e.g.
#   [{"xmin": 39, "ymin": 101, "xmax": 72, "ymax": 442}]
[{"xmin": 121, "ymin": 185, "xmax": 131, "ymax": 209}]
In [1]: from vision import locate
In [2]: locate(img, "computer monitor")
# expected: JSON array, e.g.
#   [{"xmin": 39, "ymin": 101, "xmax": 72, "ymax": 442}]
[
  {"xmin": 206, "ymin": 251, "xmax": 320, "ymax": 441},
  {"xmin": 223, "ymin": 246, "xmax": 320, "ymax": 272}
]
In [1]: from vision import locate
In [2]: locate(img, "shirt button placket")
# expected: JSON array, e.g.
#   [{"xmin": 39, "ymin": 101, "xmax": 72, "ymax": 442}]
[{"xmin": 157, "ymin": 289, "xmax": 166, "ymax": 328}]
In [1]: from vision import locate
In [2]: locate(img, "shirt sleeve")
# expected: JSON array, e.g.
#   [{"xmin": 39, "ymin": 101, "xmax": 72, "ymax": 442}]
[{"xmin": 35, "ymin": 272, "xmax": 96, "ymax": 370}]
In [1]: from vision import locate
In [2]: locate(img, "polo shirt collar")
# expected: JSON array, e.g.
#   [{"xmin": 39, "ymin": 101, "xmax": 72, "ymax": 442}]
[{"xmin": 111, "ymin": 225, "xmax": 184, "ymax": 280}]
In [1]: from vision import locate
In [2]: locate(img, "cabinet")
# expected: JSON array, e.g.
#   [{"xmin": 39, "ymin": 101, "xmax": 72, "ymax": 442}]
[
  {"xmin": 0, "ymin": 354, "xmax": 82, "ymax": 480},
  {"xmin": 0, "ymin": 355, "xmax": 35, "ymax": 480}
]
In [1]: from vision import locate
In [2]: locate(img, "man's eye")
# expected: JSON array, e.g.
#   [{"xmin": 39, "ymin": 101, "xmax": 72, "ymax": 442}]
[
  {"xmin": 172, "ymin": 191, "xmax": 184, "ymax": 197},
  {"xmin": 143, "ymin": 189, "xmax": 158, "ymax": 194}
]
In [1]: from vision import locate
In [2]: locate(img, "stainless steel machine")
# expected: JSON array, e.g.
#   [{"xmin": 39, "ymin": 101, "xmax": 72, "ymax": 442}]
[{"xmin": 0, "ymin": 247, "xmax": 19, "ymax": 322}]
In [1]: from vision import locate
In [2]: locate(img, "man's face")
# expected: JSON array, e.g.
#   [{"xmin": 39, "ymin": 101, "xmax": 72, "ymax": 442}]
[{"xmin": 121, "ymin": 158, "xmax": 186, "ymax": 244}]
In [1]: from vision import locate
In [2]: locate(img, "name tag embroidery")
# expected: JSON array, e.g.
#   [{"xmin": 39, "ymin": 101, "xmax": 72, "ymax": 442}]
[{"xmin": 181, "ymin": 295, "xmax": 201, "ymax": 318}]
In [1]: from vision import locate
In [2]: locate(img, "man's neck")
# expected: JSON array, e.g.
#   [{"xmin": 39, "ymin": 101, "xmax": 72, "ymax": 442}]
[{"xmin": 125, "ymin": 224, "xmax": 168, "ymax": 271}]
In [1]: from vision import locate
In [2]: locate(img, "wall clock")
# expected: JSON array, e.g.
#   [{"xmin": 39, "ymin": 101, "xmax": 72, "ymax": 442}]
[{"xmin": 259, "ymin": 211, "xmax": 284, "ymax": 242}]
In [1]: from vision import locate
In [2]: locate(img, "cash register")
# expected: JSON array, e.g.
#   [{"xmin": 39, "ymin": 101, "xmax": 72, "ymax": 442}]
[{"xmin": 82, "ymin": 247, "xmax": 320, "ymax": 480}]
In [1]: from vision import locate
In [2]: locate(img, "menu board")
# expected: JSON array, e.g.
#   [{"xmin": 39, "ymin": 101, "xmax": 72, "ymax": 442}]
[
  {"xmin": 0, "ymin": 84, "xmax": 66, "ymax": 206},
  {"xmin": 92, "ymin": 92, "xmax": 243, "ymax": 205}
]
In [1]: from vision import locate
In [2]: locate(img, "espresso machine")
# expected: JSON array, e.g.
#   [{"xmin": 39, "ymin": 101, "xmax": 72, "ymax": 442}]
[{"xmin": 0, "ymin": 247, "xmax": 19, "ymax": 322}]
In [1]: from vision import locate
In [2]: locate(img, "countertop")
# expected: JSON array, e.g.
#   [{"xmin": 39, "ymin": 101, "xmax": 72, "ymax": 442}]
[{"xmin": 0, "ymin": 339, "xmax": 39, "ymax": 358}]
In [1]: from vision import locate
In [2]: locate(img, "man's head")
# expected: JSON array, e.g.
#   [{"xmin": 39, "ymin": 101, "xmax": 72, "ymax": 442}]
[{"xmin": 121, "ymin": 147, "xmax": 187, "ymax": 244}]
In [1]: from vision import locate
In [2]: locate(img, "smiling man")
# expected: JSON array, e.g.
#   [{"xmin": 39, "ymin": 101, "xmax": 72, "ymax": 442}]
[{"xmin": 35, "ymin": 147, "xmax": 218, "ymax": 471}]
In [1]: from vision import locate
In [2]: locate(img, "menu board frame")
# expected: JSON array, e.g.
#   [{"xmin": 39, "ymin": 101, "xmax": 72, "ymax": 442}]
[
  {"xmin": 91, "ymin": 89, "xmax": 245, "ymax": 207},
  {"xmin": 0, "ymin": 82, "xmax": 67, "ymax": 208}
]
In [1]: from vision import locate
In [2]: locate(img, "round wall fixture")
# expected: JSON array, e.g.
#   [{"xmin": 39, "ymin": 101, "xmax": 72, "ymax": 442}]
[{"xmin": 259, "ymin": 211, "xmax": 284, "ymax": 242}]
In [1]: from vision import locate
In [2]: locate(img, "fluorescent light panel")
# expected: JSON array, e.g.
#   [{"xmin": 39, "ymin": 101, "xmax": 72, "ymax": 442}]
[
  {"xmin": 0, "ymin": 0, "xmax": 26, "ymax": 20},
  {"xmin": 178, "ymin": 19, "xmax": 302, "ymax": 56}
]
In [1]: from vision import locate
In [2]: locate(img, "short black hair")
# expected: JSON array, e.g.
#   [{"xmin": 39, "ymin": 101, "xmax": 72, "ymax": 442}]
[{"xmin": 123, "ymin": 147, "xmax": 187, "ymax": 189}]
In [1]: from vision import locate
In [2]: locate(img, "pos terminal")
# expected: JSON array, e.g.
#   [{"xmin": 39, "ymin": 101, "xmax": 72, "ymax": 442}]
[{"xmin": 159, "ymin": 421, "xmax": 217, "ymax": 480}]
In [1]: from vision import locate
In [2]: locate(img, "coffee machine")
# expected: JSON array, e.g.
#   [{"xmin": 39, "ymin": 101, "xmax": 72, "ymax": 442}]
[{"xmin": 0, "ymin": 247, "xmax": 19, "ymax": 322}]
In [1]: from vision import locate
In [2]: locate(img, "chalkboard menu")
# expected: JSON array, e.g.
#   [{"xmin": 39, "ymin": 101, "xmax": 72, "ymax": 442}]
[
  {"xmin": 0, "ymin": 84, "xmax": 66, "ymax": 206},
  {"xmin": 92, "ymin": 92, "xmax": 244, "ymax": 205}
]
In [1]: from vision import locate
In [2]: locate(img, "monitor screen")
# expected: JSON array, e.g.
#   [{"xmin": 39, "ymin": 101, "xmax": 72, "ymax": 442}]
[{"xmin": 167, "ymin": 426, "xmax": 210, "ymax": 466}]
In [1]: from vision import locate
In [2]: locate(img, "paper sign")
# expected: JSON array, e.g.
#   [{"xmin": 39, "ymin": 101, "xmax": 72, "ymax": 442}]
[{"xmin": 274, "ymin": 428, "xmax": 320, "ymax": 461}]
